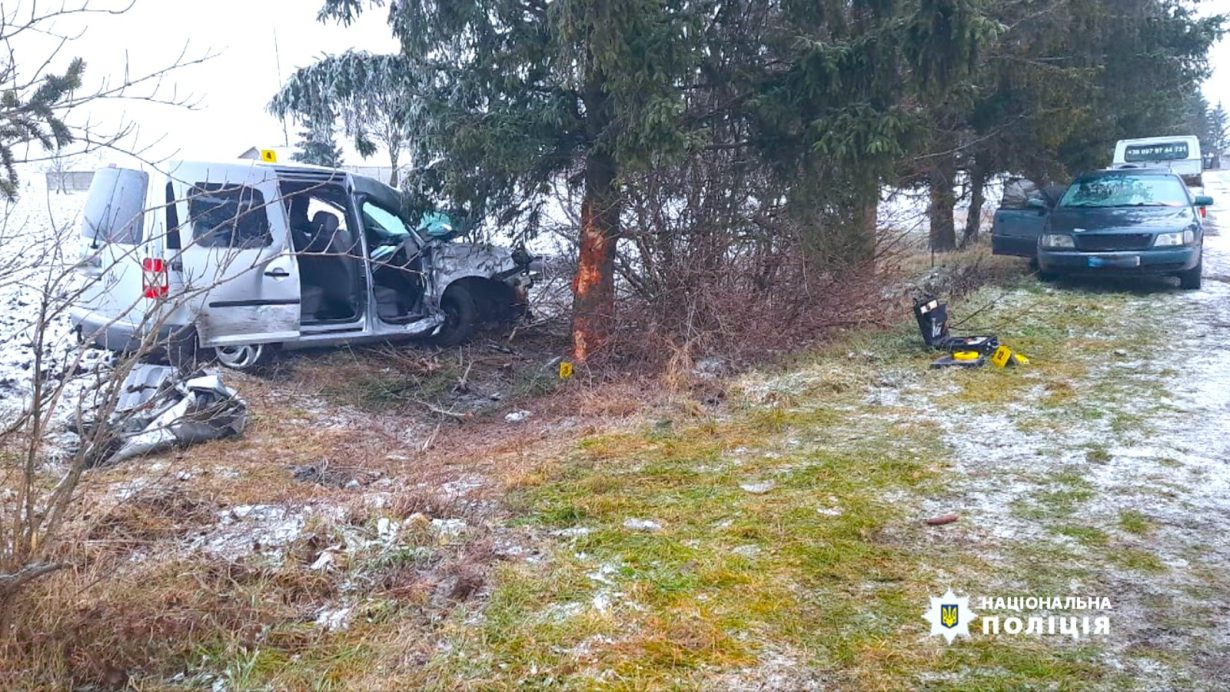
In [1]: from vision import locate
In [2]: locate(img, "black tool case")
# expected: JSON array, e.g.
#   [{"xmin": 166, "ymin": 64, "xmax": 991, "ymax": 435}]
[{"xmin": 913, "ymin": 295, "xmax": 999, "ymax": 367}]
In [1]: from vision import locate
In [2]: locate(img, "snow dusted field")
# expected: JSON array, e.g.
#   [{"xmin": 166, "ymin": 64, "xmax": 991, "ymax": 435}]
[
  {"xmin": 0, "ymin": 172, "xmax": 106, "ymax": 426},
  {"xmin": 7, "ymin": 162, "xmax": 1230, "ymax": 686},
  {"xmin": 905, "ymin": 172, "xmax": 1230, "ymax": 682}
]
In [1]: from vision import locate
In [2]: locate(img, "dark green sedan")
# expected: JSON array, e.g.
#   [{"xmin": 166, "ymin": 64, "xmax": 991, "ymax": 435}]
[{"xmin": 1037, "ymin": 170, "xmax": 1213, "ymax": 289}]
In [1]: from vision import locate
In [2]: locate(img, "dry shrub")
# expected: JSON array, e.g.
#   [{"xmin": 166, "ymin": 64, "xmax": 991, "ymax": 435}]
[
  {"xmin": 5, "ymin": 555, "xmax": 337, "ymax": 688},
  {"xmin": 609, "ymin": 250, "xmax": 891, "ymax": 370},
  {"xmin": 543, "ymin": 150, "xmax": 903, "ymax": 375},
  {"xmin": 599, "ymin": 216, "xmax": 899, "ymax": 379}
]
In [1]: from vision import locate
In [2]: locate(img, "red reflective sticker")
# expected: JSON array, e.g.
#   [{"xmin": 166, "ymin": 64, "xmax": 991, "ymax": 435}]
[{"xmin": 142, "ymin": 258, "xmax": 168, "ymax": 298}]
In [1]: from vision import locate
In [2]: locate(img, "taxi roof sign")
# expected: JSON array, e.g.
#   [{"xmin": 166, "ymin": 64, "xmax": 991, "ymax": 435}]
[{"xmin": 259, "ymin": 149, "xmax": 278, "ymax": 163}]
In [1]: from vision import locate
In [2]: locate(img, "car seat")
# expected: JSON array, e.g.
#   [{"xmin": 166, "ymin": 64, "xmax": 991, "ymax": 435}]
[{"xmin": 300, "ymin": 212, "xmax": 356, "ymax": 320}]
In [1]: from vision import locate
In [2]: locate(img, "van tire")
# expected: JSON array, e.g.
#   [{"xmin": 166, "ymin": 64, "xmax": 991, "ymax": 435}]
[
  {"xmin": 210, "ymin": 343, "xmax": 273, "ymax": 371},
  {"xmin": 432, "ymin": 284, "xmax": 477, "ymax": 346},
  {"xmin": 1179, "ymin": 259, "xmax": 1202, "ymax": 290}
]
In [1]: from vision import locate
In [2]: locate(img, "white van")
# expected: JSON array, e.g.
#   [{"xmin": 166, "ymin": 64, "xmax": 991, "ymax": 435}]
[
  {"xmin": 1112, "ymin": 136, "xmax": 1203, "ymax": 187},
  {"xmin": 71, "ymin": 159, "xmax": 536, "ymax": 370}
]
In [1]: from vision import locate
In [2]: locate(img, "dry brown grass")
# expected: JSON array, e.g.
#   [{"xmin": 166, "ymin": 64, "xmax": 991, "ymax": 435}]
[
  {"xmin": 0, "ymin": 327, "xmax": 688, "ymax": 687},
  {"xmin": 0, "ymin": 239, "xmax": 1020, "ymax": 687}
]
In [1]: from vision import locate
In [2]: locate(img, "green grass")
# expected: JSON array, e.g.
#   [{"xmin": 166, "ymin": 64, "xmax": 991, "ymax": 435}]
[
  {"xmin": 1056, "ymin": 525, "xmax": 1110, "ymax": 547},
  {"xmin": 1119, "ymin": 509, "xmax": 1153, "ymax": 536},
  {"xmin": 321, "ymin": 366, "xmax": 463, "ymax": 410},
  {"xmin": 1086, "ymin": 445, "xmax": 1112, "ymax": 464},
  {"xmin": 414, "ymin": 270, "xmax": 1208, "ymax": 687},
  {"xmin": 1110, "ymin": 547, "xmax": 1168, "ymax": 574}
]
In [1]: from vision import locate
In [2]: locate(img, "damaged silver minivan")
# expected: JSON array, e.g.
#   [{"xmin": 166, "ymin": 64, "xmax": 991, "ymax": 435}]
[{"xmin": 71, "ymin": 160, "xmax": 535, "ymax": 370}]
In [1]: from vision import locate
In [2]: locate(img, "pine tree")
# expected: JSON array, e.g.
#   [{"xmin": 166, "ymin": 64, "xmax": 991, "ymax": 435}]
[
  {"xmin": 920, "ymin": 0, "xmax": 1223, "ymax": 251},
  {"xmin": 0, "ymin": 58, "xmax": 84, "ymax": 200},
  {"xmin": 270, "ymin": 52, "xmax": 416, "ymax": 186},
  {"xmin": 291, "ymin": 112, "xmax": 344, "ymax": 168},
  {"xmin": 1207, "ymin": 102, "xmax": 1229, "ymax": 157},
  {"xmin": 315, "ymin": 0, "xmax": 993, "ymax": 361}
]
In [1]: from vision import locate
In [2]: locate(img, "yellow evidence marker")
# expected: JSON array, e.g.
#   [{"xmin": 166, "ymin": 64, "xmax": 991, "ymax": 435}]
[
  {"xmin": 260, "ymin": 149, "xmax": 278, "ymax": 163},
  {"xmin": 559, "ymin": 360, "xmax": 574, "ymax": 380},
  {"xmin": 991, "ymin": 345, "xmax": 1029, "ymax": 368},
  {"xmin": 991, "ymin": 345, "xmax": 1013, "ymax": 368}
]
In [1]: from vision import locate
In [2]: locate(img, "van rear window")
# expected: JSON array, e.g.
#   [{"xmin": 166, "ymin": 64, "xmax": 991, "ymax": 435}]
[
  {"xmin": 187, "ymin": 183, "xmax": 272, "ymax": 248},
  {"xmin": 81, "ymin": 168, "xmax": 148, "ymax": 245},
  {"xmin": 1124, "ymin": 142, "xmax": 1189, "ymax": 162}
]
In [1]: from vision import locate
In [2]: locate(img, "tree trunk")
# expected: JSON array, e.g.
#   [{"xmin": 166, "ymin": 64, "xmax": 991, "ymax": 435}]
[
  {"xmin": 388, "ymin": 147, "xmax": 400, "ymax": 188},
  {"xmin": 571, "ymin": 148, "xmax": 620, "ymax": 363},
  {"xmin": 858, "ymin": 186, "xmax": 879, "ymax": 262},
  {"xmin": 962, "ymin": 164, "xmax": 986, "ymax": 247},
  {"xmin": 928, "ymin": 156, "xmax": 957, "ymax": 252}
]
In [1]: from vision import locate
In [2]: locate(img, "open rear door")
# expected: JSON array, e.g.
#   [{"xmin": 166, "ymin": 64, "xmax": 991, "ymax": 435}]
[{"xmin": 169, "ymin": 162, "xmax": 300, "ymax": 348}]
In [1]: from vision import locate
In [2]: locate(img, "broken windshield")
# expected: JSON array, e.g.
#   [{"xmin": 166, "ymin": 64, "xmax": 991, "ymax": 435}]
[
  {"xmin": 362, "ymin": 202, "xmax": 410, "ymax": 243},
  {"xmin": 1059, "ymin": 174, "xmax": 1189, "ymax": 209}
]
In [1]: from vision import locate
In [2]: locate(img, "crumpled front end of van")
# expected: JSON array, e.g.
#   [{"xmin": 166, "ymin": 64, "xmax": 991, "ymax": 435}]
[{"xmin": 431, "ymin": 242, "xmax": 538, "ymax": 294}]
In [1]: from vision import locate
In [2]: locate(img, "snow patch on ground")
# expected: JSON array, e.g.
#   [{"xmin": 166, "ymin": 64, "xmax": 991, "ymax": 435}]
[
  {"xmin": 0, "ymin": 177, "xmax": 121, "ymax": 454},
  {"xmin": 192, "ymin": 504, "xmax": 313, "ymax": 560},
  {"xmin": 898, "ymin": 171, "xmax": 1230, "ymax": 683}
]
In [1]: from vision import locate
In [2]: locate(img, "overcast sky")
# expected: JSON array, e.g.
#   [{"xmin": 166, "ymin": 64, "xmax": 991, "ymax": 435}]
[
  {"xmin": 9, "ymin": 0, "xmax": 397, "ymax": 167},
  {"xmin": 10, "ymin": 0, "xmax": 1230, "ymax": 170},
  {"xmin": 1203, "ymin": 0, "xmax": 1230, "ymax": 108}
]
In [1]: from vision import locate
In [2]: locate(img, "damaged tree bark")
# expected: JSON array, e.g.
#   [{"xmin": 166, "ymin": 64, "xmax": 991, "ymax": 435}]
[{"xmin": 572, "ymin": 148, "xmax": 620, "ymax": 363}]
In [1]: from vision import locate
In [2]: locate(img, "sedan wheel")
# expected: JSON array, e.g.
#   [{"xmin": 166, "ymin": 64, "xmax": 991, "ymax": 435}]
[{"xmin": 1178, "ymin": 259, "xmax": 1202, "ymax": 290}]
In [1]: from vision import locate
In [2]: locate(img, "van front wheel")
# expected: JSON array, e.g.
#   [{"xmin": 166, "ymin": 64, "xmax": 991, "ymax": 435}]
[
  {"xmin": 211, "ymin": 343, "xmax": 272, "ymax": 371},
  {"xmin": 432, "ymin": 284, "xmax": 477, "ymax": 346}
]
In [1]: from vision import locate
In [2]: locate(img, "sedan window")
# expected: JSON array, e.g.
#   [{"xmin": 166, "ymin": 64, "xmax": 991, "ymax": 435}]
[{"xmin": 1060, "ymin": 175, "xmax": 1189, "ymax": 208}]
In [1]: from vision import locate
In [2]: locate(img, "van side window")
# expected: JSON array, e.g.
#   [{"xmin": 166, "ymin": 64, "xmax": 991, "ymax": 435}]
[
  {"xmin": 165, "ymin": 182, "xmax": 181, "ymax": 249},
  {"xmin": 188, "ymin": 183, "xmax": 271, "ymax": 249}
]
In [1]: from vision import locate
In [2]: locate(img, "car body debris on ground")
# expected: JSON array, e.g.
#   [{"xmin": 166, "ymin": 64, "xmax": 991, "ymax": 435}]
[{"xmin": 81, "ymin": 364, "xmax": 247, "ymax": 466}]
